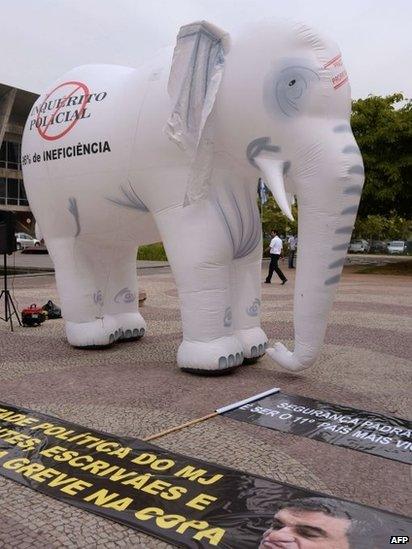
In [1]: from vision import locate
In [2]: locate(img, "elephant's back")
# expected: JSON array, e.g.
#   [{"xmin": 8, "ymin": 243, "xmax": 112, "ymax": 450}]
[
  {"xmin": 22, "ymin": 64, "xmax": 144, "ymax": 177},
  {"xmin": 21, "ymin": 63, "xmax": 154, "ymax": 224},
  {"xmin": 20, "ymin": 63, "xmax": 153, "ymax": 237}
]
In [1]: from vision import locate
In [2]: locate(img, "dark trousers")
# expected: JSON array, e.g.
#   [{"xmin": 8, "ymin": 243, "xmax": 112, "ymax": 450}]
[
  {"xmin": 288, "ymin": 249, "xmax": 296, "ymax": 268},
  {"xmin": 266, "ymin": 254, "xmax": 286, "ymax": 282}
]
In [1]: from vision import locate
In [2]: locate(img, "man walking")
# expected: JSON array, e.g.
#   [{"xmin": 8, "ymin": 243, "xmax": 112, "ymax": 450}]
[
  {"xmin": 288, "ymin": 234, "xmax": 298, "ymax": 269},
  {"xmin": 265, "ymin": 230, "xmax": 287, "ymax": 285}
]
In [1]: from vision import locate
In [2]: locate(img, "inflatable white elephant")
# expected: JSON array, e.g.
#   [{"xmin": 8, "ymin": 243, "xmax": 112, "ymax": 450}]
[{"xmin": 22, "ymin": 19, "xmax": 364, "ymax": 374}]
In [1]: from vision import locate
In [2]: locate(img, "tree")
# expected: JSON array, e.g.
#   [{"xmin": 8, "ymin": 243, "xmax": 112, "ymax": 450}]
[
  {"xmin": 354, "ymin": 214, "xmax": 411, "ymax": 240},
  {"xmin": 261, "ymin": 196, "xmax": 298, "ymax": 238},
  {"xmin": 351, "ymin": 94, "xmax": 412, "ymax": 219}
]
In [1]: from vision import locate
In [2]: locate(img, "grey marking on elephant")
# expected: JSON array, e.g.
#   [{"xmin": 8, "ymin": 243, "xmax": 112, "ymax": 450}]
[
  {"xmin": 325, "ymin": 274, "xmax": 341, "ymax": 286},
  {"xmin": 328, "ymin": 258, "xmax": 346, "ymax": 269},
  {"xmin": 106, "ymin": 182, "xmax": 149, "ymax": 212},
  {"xmin": 179, "ymin": 27, "xmax": 222, "ymax": 43},
  {"xmin": 334, "ymin": 124, "xmax": 351, "ymax": 133},
  {"xmin": 68, "ymin": 197, "xmax": 80, "ymax": 237},
  {"xmin": 168, "ymin": 22, "xmax": 225, "ymax": 148},
  {"xmin": 247, "ymin": 298, "xmax": 261, "ymax": 317},
  {"xmin": 341, "ymin": 205, "xmax": 358, "ymax": 215},
  {"xmin": 238, "ymin": 188, "xmax": 261, "ymax": 258},
  {"xmin": 93, "ymin": 290, "xmax": 104, "ymax": 306},
  {"xmin": 344, "ymin": 185, "xmax": 363, "ymax": 195},
  {"xmin": 342, "ymin": 145, "xmax": 361, "ymax": 154},
  {"xmin": 283, "ymin": 161, "xmax": 291, "ymax": 175},
  {"xmin": 186, "ymin": 34, "xmax": 202, "ymax": 128},
  {"xmin": 275, "ymin": 66, "xmax": 320, "ymax": 117},
  {"xmin": 335, "ymin": 226, "xmax": 353, "ymax": 234},
  {"xmin": 223, "ymin": 306, "xmax": 232, "ymax": 327},
  {"xmin": 214, "ymin": 185, "xmax": 261, "ymax": 259},
  {"xmin": 246, "ymin": 137, "xmax": 280, "ymax": 167},
  {"xmin": 348, "ymin": 164, "xmax": 364, "ymax": 175},
  {"xmin": 218, "ymin": 356, "xmax": 228, "ymax": 369},
  {"xmin": 114, "ymin": 287, "xmax": 136, "ymax": 304},
  {"xmin": 332, "ymin": 242, "xmax": 350, "ymax": 251}
]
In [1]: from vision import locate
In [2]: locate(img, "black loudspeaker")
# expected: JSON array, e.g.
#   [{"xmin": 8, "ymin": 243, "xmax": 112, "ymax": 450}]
[{"xmin": 0, "ymin": 211, "xmax": 17, "ymax": 254}]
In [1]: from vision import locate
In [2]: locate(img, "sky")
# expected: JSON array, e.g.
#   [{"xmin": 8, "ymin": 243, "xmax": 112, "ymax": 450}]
[{"xmin": 1, "ymin": 0, "xmax": 411, "ymax": 99}]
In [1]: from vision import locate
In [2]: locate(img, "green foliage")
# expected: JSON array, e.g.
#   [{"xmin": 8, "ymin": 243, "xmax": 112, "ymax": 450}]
[
  {"xmin": 258, "ymin": 196, "xmax": 298, "ymax": 257},
  {"xmin": 351, "ymin": 94, "xmax": 412, "ymax": 218},
  {"xmin": 260, "ymin": 197, "xmax": 298, "ymax": 257},
  {"xmin": 261, "ymin": 196, "xmax": 298, "ymax": 237},
  {"xmin": 354, "ymin": 214, "xmax": 411, "ymax": 240},
  {"xmin": 137, "ymin": 242, "xmax": 168, "ymax": 261}
]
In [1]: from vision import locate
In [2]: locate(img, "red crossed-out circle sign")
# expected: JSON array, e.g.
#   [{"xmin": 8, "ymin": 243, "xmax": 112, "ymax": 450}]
[{"xmin": 36, "ymin": 81, "xmax": 90, "ymax": 141}]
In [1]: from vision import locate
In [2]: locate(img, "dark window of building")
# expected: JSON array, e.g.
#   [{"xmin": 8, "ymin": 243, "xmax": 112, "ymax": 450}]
[
  {"xmin": 0, "ymin": 177, "xmax": 6, "ymax": 204},
  {"xmin": 0, "ymin": 140, "xmax": 22, "ymax": 170},
  {"xmin": 0, "ymin": 142, "xmax": 6, "ymax": 167},
  {"xmin": 7, "ymin": 141, "xmax": 20, "ymax": 170},
  {"xmin": 19, "ymin": 180, "xmax": 28, "ymax": 205},
  {"xmin": 6, "ymin": 178, "xmax": 18, "ymax": 205}
]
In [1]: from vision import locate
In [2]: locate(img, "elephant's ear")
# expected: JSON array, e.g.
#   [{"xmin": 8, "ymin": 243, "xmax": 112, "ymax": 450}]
[{"xmin": 166, "ymin": 21, "xmax": 230, "ymax": 205}]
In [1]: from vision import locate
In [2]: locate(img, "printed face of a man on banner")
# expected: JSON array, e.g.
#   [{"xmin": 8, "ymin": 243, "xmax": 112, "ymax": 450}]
[{"xmin": 259, "ymin": 504, "xmax": 351, "ymax": 549}]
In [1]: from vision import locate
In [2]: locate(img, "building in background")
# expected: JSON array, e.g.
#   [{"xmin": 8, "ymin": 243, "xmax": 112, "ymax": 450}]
[{"xmin": 0, "ymin": 83, "xmax": 38, "ymax": 232}]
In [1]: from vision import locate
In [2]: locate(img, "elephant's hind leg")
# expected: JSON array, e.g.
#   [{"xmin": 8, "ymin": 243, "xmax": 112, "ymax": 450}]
[
  {"xmin": 47, "ymin": 238, "xmax": 119, "ymax": 347},
  {"xmin": 100, "ymin": 243, "xmax": 146, "ymax": 342}
]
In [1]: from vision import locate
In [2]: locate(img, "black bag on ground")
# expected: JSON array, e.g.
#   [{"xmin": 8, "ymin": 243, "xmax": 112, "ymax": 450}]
[{"xmin": 42, "ymin": 300, "xmax": 62, "ymax": 319}]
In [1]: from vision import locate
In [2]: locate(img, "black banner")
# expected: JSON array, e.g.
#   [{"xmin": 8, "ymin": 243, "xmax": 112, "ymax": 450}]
[
  {"xmin": 224, "ymin": 392, "xmax": 412, "ymax": 464},
  {"xmin": 0, "ymin": 402, "xmax": 410, "ymax": 548}
]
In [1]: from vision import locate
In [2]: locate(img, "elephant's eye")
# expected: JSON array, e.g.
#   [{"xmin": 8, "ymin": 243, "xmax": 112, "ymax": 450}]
[{"xmin": 275, "ymin": 65, "xmax": 320, "ymax": 117}]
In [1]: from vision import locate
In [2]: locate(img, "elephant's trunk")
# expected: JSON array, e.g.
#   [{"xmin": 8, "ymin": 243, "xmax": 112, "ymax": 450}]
[{"xmin": 266, "ymin": 133, "xmax": 364, "ymax": 371}]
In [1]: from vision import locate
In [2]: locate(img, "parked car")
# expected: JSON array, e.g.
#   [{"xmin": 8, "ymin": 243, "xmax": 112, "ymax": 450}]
[
  {"xmin": 348, "ymin": 239, "xmax": 370, "ymax": 253},
  {"xmin": 387, "ymin": 240, "xmax": 406, "ymax": 254},
  {"xmin": 369, "ymin": 240, "xmax": 388, "ymax": 254},
  {"xmin": 15, "ymin": 232, "xmax": 40, "ymax": 250}
]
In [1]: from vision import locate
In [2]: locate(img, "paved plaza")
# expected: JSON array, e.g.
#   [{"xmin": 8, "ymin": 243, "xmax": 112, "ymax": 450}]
[{"xmin": 0, "ymin": 260, "xmax": 411, "ymax": 547}]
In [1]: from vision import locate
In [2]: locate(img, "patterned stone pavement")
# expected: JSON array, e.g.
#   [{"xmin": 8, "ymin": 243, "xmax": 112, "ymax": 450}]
[{"xmin": 0, "ymin": 264, "xmax": 411, "ymax": 547}]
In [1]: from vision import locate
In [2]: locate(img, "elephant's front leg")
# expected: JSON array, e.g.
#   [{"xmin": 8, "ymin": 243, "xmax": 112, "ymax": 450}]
[
  {"xmin": 225, "ymin": 183, "xmax": 268, "ymax": 361},
  {"xmin": 155, "ymin": 202, "xmax": 244, "ymax": 373},
  {"xmin": 231, "ymin": 251, "xmax": 268, "ymax": 362}
]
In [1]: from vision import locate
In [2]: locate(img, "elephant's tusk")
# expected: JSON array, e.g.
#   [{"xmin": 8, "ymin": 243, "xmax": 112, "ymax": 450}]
[{"xmin": 254, "ymin": 155, "xmax": 294, "ymax": 221}]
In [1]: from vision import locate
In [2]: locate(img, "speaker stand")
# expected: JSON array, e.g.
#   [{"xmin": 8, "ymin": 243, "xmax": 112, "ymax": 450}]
[{"xmin": 0, "ymin": 253, "xmax": 21, "ymax": 331}]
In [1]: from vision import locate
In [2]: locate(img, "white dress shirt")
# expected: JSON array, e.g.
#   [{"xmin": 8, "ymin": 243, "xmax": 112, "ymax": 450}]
[
  {"xmin": 288, "ymin": 236, "xmax": 297, "ymax": 250},
  {"xmin": 270, "ymin": 236, "xmax": 283, "ymax": 255}
]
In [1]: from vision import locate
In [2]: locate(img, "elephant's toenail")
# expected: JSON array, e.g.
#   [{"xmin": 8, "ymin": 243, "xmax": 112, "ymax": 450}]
[
  {"xmin": 235, "ymin": 352, "xmax": 241, "ymax": 363},
  {"xmin": 258, "ymin": 344, "xmax": 263, "ymax": 354},
  {"xmin": 125, "ymin": 329, "xmax": 132, "ymax": 338},
  {"xmin": 139, "ymin": 328, "xmax": 145, "ymax": 336},
  {"xmin": 133, "ymin": 329, "xmax": 139, "ymax": 337},
  {"xmin": 264, "ymin": 342, "xmax": 268, "ymax": 350},
  {"xmin": 228, "ymin": 354, "xmax": 235, "ymax": 366},
  {"xmin": 109, "ymin": 333, "xmax": 115, "ymax": 344},
  {"xmin": 251, "ymin": 345, "xmax": 257, "ymax": 357},
  {"xmin": 218, "ymin": 356, "xmax": 227, "ymax": 369}
]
